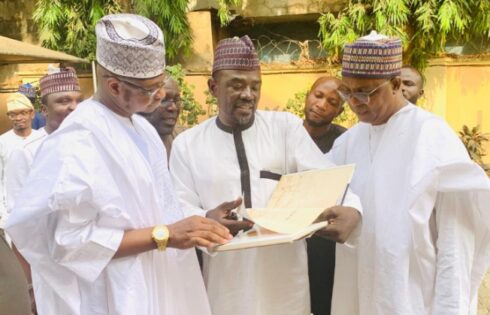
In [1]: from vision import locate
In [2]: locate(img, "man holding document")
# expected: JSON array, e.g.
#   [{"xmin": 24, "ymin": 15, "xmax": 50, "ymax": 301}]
[
  {"xmin": 328, "ymin": 31, "xmax": 490, "ymax": 314},
  {"xmin": 170, "ymin": 35, "xmax": 362, "ymax": 315}
]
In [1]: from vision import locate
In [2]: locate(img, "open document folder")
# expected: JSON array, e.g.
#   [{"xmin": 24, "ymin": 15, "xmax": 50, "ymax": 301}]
[{"xmin": 210, "ymin": 164, "xmax": 355, "ymax": 252}]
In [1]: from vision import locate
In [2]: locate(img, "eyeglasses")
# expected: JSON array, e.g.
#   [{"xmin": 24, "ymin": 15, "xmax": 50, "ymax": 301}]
[
  {"xmin": 337, "ymin": 80, "xmax": 391, "ymax": 104},
  {"xmin": 109, "ymin": 76, "xmax": 166, "ymax": 98},
  {"xmin": 160, "ymin": 98, "xmax": 182, "ymax": 109},
  {"xmin": 6, "ymin": 110, "xmax": 33, "ymax": 119}
]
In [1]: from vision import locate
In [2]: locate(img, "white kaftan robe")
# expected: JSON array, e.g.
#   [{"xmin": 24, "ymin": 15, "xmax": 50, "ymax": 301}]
[
  {"xmin": 5, "ymin": 100, "xmax": 211, "ymax": 315},
  {"xmin": 328, "ymin": 104, "xmax": 490, "ymax": 315},
  {"xmin": 170, "ymin": 110, "xmax": 361, "ymax": 315},
  {"xmin": 0, "ymin": 128, "xmax": 44, "ymax": 228},
  {"xmin": 6, "ymin": 130, "xmax": 47, "ymax": 212}
]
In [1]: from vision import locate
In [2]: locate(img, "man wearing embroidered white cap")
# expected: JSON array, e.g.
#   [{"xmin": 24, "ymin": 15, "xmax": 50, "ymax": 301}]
[
  {"xmin": 0, "ymin": 93, "xmax": 44, "ymax": 230},
  {"xmin": 328, "ymin": 31, "xmax": 490, "ymax": 314},
  {"xmin": 5, "ymin": 14, "xmax": 231, "ymax": 315}
]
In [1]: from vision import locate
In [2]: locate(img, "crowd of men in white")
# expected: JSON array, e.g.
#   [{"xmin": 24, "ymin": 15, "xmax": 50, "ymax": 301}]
[{"xmin": 0, "ymin": 13, "xmax": 489, "ymax": 315}]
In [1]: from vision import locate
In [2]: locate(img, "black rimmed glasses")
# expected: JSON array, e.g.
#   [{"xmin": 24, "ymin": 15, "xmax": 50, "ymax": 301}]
[{"xmin": 337, "ymin": 80, "xmax": 391, "ymax": 104}]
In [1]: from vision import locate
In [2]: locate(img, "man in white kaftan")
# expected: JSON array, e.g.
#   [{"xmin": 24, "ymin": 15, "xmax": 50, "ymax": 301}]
[
  {"xmin": 0, "ymin": 93, "xmax": 44, "ymax": 228},
  {"xmin": 5, "ymin": 67, "xmax": 83, "ymax": 314},
  {"xmin": 7, "ymin": 67, "xmax": 82, "ymax": 214},
  {"xmin": 329, "ymin": 31, "xmax": 490, "ymax": 315},
  {"xmin": 5, "ymin": 14, "xmax": 231, "ymax": 315},
  {"xmin": 170, "ymin": 35, "xmax": 363, "ymax": 315}
]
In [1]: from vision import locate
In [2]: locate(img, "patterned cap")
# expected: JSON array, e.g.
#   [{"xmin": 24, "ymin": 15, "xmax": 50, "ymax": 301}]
[
  {"xmin": 342, "ymin": 31, "xmax": 402, "ymax": 79},
  {"xmin": 40, "ymin": 67, "xmax": 80, "ymax": 98},
  {"xmin": 7, "ymin": 93, "xmax": 34, "ymax": 112},
  {"xmin": 18, "ymin": 83, "xmax": 36, "ymax": 99},
  {"xmin": 96, "ymin": 14, "xmax": 165, "ymax": 79},
  {"xmin": 212, "ymin": 35, "xmax": 260, "ymax": 75}
]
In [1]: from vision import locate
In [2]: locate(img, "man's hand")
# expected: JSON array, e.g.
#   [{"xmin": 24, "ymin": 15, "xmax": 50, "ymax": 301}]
[
  {"xmin": 206, "ymin": 198, "xmax": 254, "ymax": 235},
  {"xmin": 167, "ymin": 216, "xmax": 233, "ymax": 249},
  {"xmin": 314, "ymin": 206, "xmax": 361, "ymax": 243}
]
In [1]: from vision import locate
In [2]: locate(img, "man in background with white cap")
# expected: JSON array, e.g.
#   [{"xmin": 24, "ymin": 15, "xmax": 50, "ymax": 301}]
[
  {"xmin": 6, "ymin": 14, "xmax": 230, "ymax": 315},
  {"xmin": 170, "ymin": 35, "xmax": 362, "ymax": 315},
  {"xmin": 328, "ymin": 31, "xmax": 490, "ymax": 314},
  {"xmin": 0, "ymin": 93, "xmax": 43, "ymax": 230}
]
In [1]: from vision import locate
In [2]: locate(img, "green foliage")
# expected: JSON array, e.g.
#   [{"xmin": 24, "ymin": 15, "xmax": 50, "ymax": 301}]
[
  {"xmin": 217, "ymin": 0, "xmax": 241, "ymax": 26},
  {"xmin": 33, "ymin": 0, "xmax": 121, "ymax": 60},
  {"xmin": 318, "ymin": 0, "xmax": 490, "ymax": 70},
  {"xmin": 133, "ymin": 0, "xmax": 192, "ymax": 60},
  {"xmin": 458, "ymin": 125, "xmax": 489, "ymax": 166},
  {"xmin": 166, "ymin": 64, "xmax": 206, "ymax": 127},
  {"xmin": 284, "ymin": 89, "xmax": 307, "ymax": 119},
  {"xmin": 33, "ymin": 0, "xmax": 242, "ymax": 59},
  {"xmin": 284, "ymin": 86, "xmax": 358, "ymax": 127},
  {"xmin": 204, "ymin": 90, "xmax": 218, "ymax": 117}
]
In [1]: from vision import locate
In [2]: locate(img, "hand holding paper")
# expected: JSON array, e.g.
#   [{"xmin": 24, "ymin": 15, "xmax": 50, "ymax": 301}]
[
  {"xmin": 211, "ymin": 164, "xmax": 356, "ymax": 252},
  {"xmin": 206, "ymin": 197, "xmax": 254, "ymax": 235},
  {"xmin": 314, "ymin": 206, "xmax": 361, "ymax": 243}
]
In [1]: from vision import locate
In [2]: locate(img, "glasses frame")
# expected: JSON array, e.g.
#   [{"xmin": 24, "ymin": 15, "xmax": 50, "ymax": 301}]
[
  {"xmin": 105, "ymin": 75, "xmax": 166, "ymax": 98},
  {"xmin": 338, "ymin": 80, "xmax": 391, "ymax": 105}
]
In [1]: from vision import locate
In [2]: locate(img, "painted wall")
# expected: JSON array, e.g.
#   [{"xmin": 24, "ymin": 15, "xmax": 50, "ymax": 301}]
[
  {"xmin": 186, "ymin": 63, "xmax": 490, "ymax": 164},
  {"xmin": 424, "ymin": 59, "xmax": 490, "ymax": 164}
]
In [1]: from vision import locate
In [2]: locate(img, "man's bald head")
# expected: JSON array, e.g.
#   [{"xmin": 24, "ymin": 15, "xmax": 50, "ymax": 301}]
[
  {"xmin": 401, "ymin": 66, "xmax": 424, "ymax": 104},
  {"xmin": 304, "ymin": 76, "xmax": 344, "ymax": 128}
]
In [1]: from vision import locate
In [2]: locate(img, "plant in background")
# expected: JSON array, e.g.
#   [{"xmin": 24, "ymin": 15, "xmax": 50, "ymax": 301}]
[
  {"xmin": 133, "ymin": 0, "xmax": 193, "ymax": 60},
  {"xmin": 284, "ymin": 88, "xmax": 308, "ymax": 119},
  {"xmin": 204, "ymin": 90, "xmax": 219, "ymax": 117},
  {"xmin": 458, "ymin": 125, "xmax": 489, "ymax": 167},
  {"xmin": 166, "ymin": 64, "xmax": 205, "ymax": 127},
  {"xmin": 318, "ymin": 0, "xmax": 490, "ymax": 70},
  {"xmin": 33, "ymin": 0, "xmax": 121, "ymax": 60},
  {"xmin": 33, "ymin": 0, "xmax": 243, "ymax": 60},
  {"xmin": 217, "ymin": 0, "xmax": 241, "ymax": 26}
]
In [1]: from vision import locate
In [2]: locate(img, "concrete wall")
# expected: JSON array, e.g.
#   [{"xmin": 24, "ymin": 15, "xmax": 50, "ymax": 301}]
[
  {"xmin": 186, "ymin": 60, "xmax": 490, "ymax": 164},
  {"xmin": 189, "ymin": 0, "xmax": 345, "ymax": 18},
  {"xmin": 424, "ymin": 58, "xmax": 490, "ymax": 164},
  {"xmin": 238, "ymin": 0, "xmax": 344, "ymax": 18}
]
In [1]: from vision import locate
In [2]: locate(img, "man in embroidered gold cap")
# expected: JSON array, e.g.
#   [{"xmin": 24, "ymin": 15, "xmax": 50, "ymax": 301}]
[
  {"xmin": 6, "ymin": 14, "xmax": 231, "ymax": 315},
  {"xmin": 327, "ymin": 31, "xmax": 490, "ymax": 314},
  {"xmin": 0, "ymin": 94, "xmax": 44, "ymax": 229},
  {"xmin": 170, "ymin": 35, "xmax": 363, "ymax": 315}
]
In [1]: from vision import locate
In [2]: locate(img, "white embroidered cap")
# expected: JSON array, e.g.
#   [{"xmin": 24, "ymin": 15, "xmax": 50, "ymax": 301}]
[{"xmin": 96, "ymin": 14, "xmax": 165, "ymax": 79}]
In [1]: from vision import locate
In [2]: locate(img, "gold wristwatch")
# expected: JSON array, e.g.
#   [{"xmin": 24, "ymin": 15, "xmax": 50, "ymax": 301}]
[{"xmin": 151, "ymin": 225, "xmax": 169, "ymax": 251}]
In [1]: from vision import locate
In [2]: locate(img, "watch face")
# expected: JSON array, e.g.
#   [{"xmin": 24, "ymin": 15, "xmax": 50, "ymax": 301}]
[{"xmin": 155, "ymin": 230, "xmax": 166, "ymax": 239}]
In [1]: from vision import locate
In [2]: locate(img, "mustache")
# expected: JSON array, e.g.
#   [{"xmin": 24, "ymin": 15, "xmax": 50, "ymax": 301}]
[{"xmin": 234, "ymin": 102, "xmax": 255, "ymax": 108}]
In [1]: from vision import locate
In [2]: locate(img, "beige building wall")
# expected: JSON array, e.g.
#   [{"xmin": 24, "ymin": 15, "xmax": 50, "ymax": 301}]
[{"xmin": 424, "ymin": 59, "xmax": 490, "ymax": 164}]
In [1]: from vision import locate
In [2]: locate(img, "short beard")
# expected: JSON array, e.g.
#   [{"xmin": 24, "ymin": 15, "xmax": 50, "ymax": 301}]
[{"xmin": 305, "ymin": 117, "xmax": 330, "ymax": 128}]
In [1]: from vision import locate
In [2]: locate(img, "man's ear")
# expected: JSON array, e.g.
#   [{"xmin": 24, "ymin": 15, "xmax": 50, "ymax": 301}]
[
  {"xmin": 105, "ymin": 77, "xmax": 121, "ymax": 97},
  {"xmin": 40, "ymin": 104, "xmax": 47, "ymax": 117},
  {"xmin": 207, "ymin": 78, "xmax": 218, "ymax": 98},
  {"xmin": 391, "ymin": 77, "xmax": 402, "ymax": 91},
  {"xmin": 419, "ymin": 88, "xmax": 425, "ymax": 98}
]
